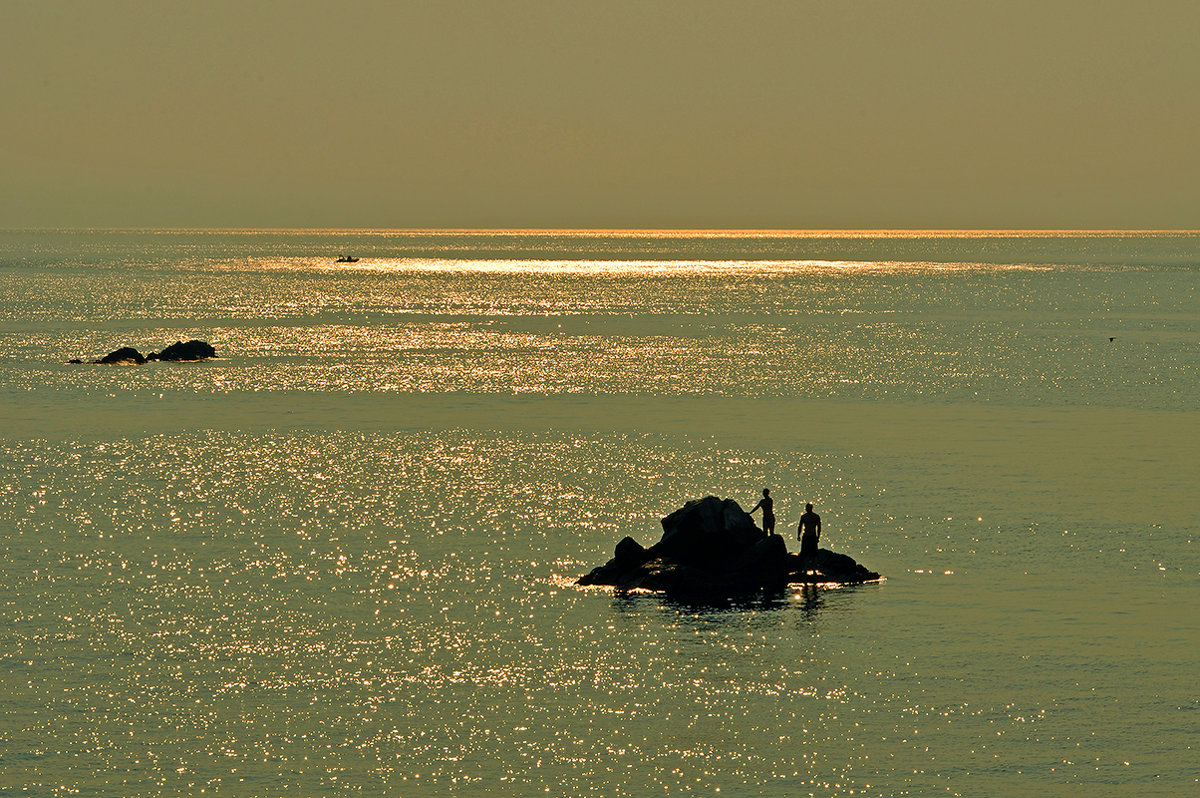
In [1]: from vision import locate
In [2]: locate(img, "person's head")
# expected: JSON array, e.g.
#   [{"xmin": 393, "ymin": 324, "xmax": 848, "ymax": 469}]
[
  {"xmin": 806, "ymin": 503, "xmax": 813, "ymax": 512},
  {"xmin": 762, "ymin": 488, "xmax": 770, "ymax": 497}
]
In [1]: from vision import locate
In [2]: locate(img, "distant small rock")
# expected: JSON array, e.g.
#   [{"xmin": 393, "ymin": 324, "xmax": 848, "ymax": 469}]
[
  {"xmin": 97, "ymin": 347, "xmax": 147, "ymax": 365},
  {"xmin": 149, "ymin": 340, "xmax": 217, "ymax": 362}
]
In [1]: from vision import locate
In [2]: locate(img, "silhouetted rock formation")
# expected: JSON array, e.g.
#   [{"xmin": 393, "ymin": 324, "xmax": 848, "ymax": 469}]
[
  {"xmin": 577, "ymin": 496, "xmax": 881, "ymax": 598},
  {"xmin": 148, "ymin": 340, "xmax": 217, "ymax": 361},
  {"xmin": 97, "ymin": 347, "xmax": 147, "ymax": 365},
  {"xmin": 80, "ymin": 340, "xmax": 217, "ymax": 364}
]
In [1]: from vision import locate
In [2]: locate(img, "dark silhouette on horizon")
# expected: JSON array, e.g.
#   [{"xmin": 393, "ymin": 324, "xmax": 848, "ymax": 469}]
[{"xmin": 748, "ymin": 488, "xmax": 775, "ymax": 535}]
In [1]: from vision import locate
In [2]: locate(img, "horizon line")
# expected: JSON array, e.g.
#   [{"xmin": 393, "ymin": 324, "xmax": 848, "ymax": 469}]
[{"xmin": 3, "ymin": 227, "xmax": 1199, "ymax": 237}]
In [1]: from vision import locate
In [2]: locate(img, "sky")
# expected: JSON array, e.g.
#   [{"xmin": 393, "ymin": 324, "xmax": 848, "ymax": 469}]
[{"xmin": 2, "ymin": 0, "xmax": 1198, "ymax": 230}]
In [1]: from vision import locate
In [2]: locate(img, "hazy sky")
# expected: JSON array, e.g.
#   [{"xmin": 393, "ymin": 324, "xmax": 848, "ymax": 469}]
[{"xmin": 3, "ymin": 1, "xmax": 1198, "ymax": 229}]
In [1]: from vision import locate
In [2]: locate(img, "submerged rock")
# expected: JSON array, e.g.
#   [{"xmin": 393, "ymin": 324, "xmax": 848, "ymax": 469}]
[{"xmin": 577, "ymin": 496, "xmax": 881, "ymax": 598}]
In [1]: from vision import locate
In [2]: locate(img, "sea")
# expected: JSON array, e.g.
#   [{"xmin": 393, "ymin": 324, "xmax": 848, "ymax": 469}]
[{"xmin": 1, "ymin": 229, "xmax": 1197, "ymax": 796}]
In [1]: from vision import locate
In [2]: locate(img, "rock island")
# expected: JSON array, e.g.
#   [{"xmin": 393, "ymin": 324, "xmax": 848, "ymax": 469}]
[{"xmin": 578, "ymin": 496, "xmax": 881, "ymax": 598}]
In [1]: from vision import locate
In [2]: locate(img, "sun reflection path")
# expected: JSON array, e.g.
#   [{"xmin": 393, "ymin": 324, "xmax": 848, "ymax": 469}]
[{"xmin": 0, "ymin": 428, "xmax": 1177, "ymax": 795}]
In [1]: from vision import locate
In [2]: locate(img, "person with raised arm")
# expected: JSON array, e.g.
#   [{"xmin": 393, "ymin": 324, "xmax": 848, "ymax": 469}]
[{"xmin": 748, "ymin": 488, "xmax": 776, "ymax": 535}]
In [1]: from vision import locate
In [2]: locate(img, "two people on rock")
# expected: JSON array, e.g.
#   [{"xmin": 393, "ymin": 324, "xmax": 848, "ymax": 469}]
[{"xmin": 749, "ymin": 489, "xmax": 821, "ymax": 557}]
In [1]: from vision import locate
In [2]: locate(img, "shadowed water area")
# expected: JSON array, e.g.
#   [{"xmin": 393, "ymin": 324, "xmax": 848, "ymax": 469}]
[{"xmin": 1, "ymin": 230, "xmax": 1197, "ymax": 795}]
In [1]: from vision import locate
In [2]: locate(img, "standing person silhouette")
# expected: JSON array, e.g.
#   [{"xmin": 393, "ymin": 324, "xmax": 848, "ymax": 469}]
[
  {"xmin": 748, "ymin": 488, "xmax": 776, "ymax": 535},
  {"xmin": 798, "ymin": 503, "xmax": 821, "ymax": 559}
]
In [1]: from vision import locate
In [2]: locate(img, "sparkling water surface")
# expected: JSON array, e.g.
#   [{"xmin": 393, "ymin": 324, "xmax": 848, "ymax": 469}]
[{"xmin": 1, "ymin": 231, "xmax": 1197, "ymax": 796}]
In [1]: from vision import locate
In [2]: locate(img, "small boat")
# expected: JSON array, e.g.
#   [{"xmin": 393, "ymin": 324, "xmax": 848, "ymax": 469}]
[{"xmin": 335, "ymin": 255, "xmax": 359, "ymax": 263}]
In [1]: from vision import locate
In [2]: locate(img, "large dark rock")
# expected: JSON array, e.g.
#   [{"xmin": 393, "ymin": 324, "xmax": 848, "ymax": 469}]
[
  {"xmin": 97, "ymin": 347, "xmax": 147, "ymax": 365},
  {"xmin": 656, "ymin": 496, "xmax": 763, "ymax": 565},
  {"xmin": 577, "ymin": 496, "xmax": 881, "ymax": 598},
  {"xmin": 149, "ymin": 340, "xmax": 217, "ymax": 361}
]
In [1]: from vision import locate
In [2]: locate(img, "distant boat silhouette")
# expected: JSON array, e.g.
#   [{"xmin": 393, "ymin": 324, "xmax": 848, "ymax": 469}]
[{"xmin": 335, "ymin": 255, "xmax": 359, "ymax": 263}]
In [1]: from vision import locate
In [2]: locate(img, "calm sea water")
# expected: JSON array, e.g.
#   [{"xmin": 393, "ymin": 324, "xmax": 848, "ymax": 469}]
[{"xmin": 1, "ymin": 230, "xmax": 1197, "ymax": 796}]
